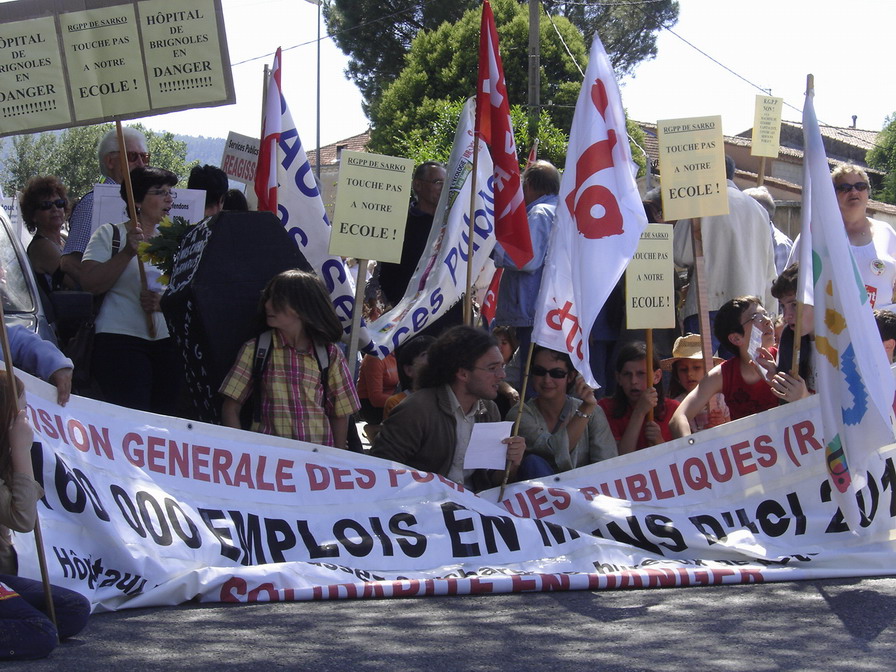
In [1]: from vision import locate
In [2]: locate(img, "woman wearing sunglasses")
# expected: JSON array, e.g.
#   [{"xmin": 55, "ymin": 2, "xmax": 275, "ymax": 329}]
[
  {"xmin": 831, "ymin": 164, "xmax": 896, "ymax": 310},
  {"xmin": 20, "ymin": 176, "xmax": 76, "ymax": 294},
  {"xmin": 80, "ymin": 166, "xmax": 181, "ymax": 414},
  {"xmin": 505, "ymin": 345, "xmax": 616, "ymax": 479}
]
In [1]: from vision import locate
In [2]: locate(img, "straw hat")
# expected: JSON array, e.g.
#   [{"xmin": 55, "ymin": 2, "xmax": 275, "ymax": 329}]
[{"xmin": 661, "ymin": 334, "xmax": 723, "ymax": 371}]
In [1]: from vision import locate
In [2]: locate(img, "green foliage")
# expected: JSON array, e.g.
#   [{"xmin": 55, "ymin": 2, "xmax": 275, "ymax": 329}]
[
  {"xmin": 324, "ymin": 0, "xmax": 679, "ymax": 114},
  {"xmin": 867, "ymin": 113, "xmax": 896, "ymax": 205},
  {"xmin": 1, "ymin": 123, "xmax": 196, "ymax": 198},
  {"xmin": 369, "ymin": 0, "xmax": 586, "ymax": 156},
  {"xmin": 392, "ymin": 98, "xmax": 569, "ymax": 168}
]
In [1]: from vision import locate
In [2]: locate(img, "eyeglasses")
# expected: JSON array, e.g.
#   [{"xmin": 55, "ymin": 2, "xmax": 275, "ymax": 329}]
[
  {"xmin": 420, "ymin": 179, "xmax": 444, "ymax": 186},
  {"xmin": 834, "ymin": 181, "xmax": 869, "ymax": 194},
  {"xmin": 37, "ymin": 198, "xmax": 66, "ymax": 210},
  {"xmin": 741, "ymin": 311, "xmax": 770, "ymax": 326},
  {"xmin": 473, "ymin": 363, "xmax": 505, "ymax": 375},
  {"xmin": 531, "ymin": 365, "xmax": 569, "ymax": 379},
  {"xmin": 146, "ymin": 188, "xmax": 176, "ymax": 198},
  {"xmin": 113, "ymin": 151, "xmax": 151, "ymax": 164}
]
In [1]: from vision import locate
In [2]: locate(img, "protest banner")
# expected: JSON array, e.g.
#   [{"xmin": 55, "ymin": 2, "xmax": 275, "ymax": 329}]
[
  {"xmin": 254, "ymin": 49, "xmax": 372, "ymax": 354},
  {"xmin": 328, "ymin": 151, "xmax": 414, "ymax": 263},
  {"xmin": 12, "ymin": 368, "xmax": 896, "ymax": 610},
  {"xmin": 656, "ymin": 116, "xmax": 727, "ymax": 221},
  {"xmin": 625, "ymin": 224, "xmax": 675, "ymax": 330},
  {"xmin": 0, "ymin": 0, "xmax": 234, "ymax": 137},
  {"xmin": 221, "ymin": 132, "xmax": 259, "ymax": 185}
]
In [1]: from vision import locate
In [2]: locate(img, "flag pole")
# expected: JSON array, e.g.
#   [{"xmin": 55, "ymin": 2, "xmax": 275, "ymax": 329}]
[
  {"xmin": 0, "ymin": 313, "xmax": 57, "ymax": 637},
  {"xmin": 464, "ymin": 137, "xmax": 481, "ymax": 326},
  {"xmin": 115, "ymin": 121, "xmax": 155, "ymax": 339},
  {"xmin": 346, "ymin": 259, "xmax": 368, "ymax": 382},
  {"xmin": 790, "ymin": 75, "xmax": 814, "ymax": 378},
  {"xmin": 498, "ymin": 341, "xmax": 535, "ymax": 501}
]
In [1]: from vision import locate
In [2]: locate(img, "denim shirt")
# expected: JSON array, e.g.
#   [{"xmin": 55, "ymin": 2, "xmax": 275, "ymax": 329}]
[{"xmin": 492, "ymin": 193, "xmax": 557, "ymax": 326}]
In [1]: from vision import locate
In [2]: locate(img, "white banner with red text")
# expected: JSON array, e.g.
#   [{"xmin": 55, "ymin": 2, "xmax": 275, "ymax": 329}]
[{"xmin": 14, "ymin": 371, "xmax": 896, "ymax": 611}]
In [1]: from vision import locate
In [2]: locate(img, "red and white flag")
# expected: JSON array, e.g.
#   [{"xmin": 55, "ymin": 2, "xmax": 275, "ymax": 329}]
[
  {"xmin": 480, "ymin": 267, "xmax": 504, "ymax": 325},
  {"xmin": 532, "ymin": 33, "xmax": 648, "ymax": 388},
  {"xmin": 255, "ymin": 48, "xmax": 282, "ymax": 213},
  {"xmin": 476, "ymin": 0, "xmax": 532, "ymax": 269}
]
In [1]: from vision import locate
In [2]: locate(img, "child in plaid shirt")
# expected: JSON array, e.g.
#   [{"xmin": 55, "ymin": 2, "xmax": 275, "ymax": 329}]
[{"xmin": 220, "ymin": 271, "xmax": 360, "ymax": 449}]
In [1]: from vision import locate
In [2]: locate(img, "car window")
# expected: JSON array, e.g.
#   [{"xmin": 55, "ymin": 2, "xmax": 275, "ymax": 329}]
[{"xmin": 0, "ymin": 222, "xmax": 36, "ymax": 314}]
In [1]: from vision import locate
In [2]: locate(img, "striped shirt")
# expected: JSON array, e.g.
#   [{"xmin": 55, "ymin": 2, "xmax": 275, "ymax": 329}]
[{"xmin": 220, "ymin": 332, "xmax": 359, "ymax": 446}]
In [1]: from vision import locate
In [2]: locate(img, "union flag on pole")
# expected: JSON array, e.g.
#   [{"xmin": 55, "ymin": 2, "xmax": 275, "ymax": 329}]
[
  {"xmin": 255, "ymin": 48, "xmax": 282, "ymax": 212},
  {"xmin": 532, "ymin": 33, "xmax": 647, "ymax": 388},
  {"xmin": 476, "ymin": 0, "xmax": 532, "ymax": 269}
]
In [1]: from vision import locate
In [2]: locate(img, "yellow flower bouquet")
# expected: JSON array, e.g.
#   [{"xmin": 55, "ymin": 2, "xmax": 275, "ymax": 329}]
[{"xmin": 137, "ymin": 215, "xmax": 195, "ymax": 285}]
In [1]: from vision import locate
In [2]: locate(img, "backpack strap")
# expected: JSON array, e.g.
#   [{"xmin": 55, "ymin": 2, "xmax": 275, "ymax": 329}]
[
  {"xmin": 311, "ymin": 340, "xmax": 331, "ymax": 413},
  {"xmin": 251, "ymin": 330, "xmax": 273, "ymax": 424},
  {"xmin": 110, "ymin": 223, "xmax": 121, "ymax": 254}
]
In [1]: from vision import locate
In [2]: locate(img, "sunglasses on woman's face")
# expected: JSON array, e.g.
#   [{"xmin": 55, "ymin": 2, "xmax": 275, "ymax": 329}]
[
  {"xmin": 38, "ymin": 198, "xmax": 66, "ymax": 210},
  {"xmin": 531, "ymin": 365, "xmax": 568, "ymax": 379},
  {"xmin": 834, "ymin": 181, "xmax": 869, "ymax": 193}
]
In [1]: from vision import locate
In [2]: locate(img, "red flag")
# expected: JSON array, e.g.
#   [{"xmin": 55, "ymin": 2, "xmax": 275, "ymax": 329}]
[
  {"xmin": 480, "ymin": 267, "xmax": 504, "ymax": 325},
  {"xmin": 255, "ymin": 48, "xmax": 282, "ymax": 213},
  {"xmin": 475, "ymin": 0, "xmax": 532, "ymax": 268}
]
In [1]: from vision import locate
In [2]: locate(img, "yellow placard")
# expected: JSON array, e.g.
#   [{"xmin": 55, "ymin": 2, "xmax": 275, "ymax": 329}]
[
  {"xmin": 625, "ymin": 223, "xmax": 676, "ymax": 329},
  {"xmin": 60, "ymin": 5, "xmax": 149, "ymax": 120},
  {"xmin": 751, "ymin": 95, "xmax": 783, "ymax": 158},
  {"xmin": 0, "ymin": 0, "xmax": 234, "ymax": 138},
  {"xmin": 329, "ymin": 151, "xmax": 415, "ymax": 262},
  {"xmin": 0, "ymin": 17, "xmax": 72, "ymax": 134},
  {"xmin": 657, "ymin": 115, "xmax": 728, "ymax": 221},
  {"xmin": 138, "ymin": 0, "xmax": 228, "ymax": 106}
]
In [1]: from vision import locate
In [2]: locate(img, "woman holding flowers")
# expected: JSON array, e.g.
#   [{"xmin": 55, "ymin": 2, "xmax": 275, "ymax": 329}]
[{"xmin": 80, "ymin": 166, "xmax": 181, "ymax": 414}]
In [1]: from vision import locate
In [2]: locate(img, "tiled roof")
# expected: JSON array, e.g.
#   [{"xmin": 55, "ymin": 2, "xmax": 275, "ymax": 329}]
[
  {"xmin": 305, "ymin": 129, "xmax": 371, "ymax": 167},
  {"xmin": 778, "ymin": 121, "xmax": 880, "ymax": 152}
]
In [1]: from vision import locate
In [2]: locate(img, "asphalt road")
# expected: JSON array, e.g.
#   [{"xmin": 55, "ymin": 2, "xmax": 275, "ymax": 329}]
[{"xmin": 6, "ymin": 576, "xmax": 895, "ymax": 671}]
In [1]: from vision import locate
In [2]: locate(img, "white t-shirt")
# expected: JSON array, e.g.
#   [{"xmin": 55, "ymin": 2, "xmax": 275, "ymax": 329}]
[
  {"xmin": 83, "ymin": 222, "xmax": 169, "ymax": 340},
  {"xmin": 851, "ymin": 218, "xmax": 896, "ymax": 310}
]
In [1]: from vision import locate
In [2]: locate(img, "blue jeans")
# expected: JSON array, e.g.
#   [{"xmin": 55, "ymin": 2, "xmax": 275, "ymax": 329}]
[
  {"xmin": 683, "ymin": 312, "xmax": 722, "ymax": 357},
  {"xmin": 517, "ymin": 454, "xmax": 556, "ymax": 481},
  {"xmin": 0, "ymin": 575, "xmax": 90, "ymax": 660}
]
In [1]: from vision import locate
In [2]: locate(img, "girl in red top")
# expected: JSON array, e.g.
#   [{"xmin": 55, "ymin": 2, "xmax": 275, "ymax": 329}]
[{"xmin": 597, "ymin": 342, "xmax": 679, "ymax": 454}]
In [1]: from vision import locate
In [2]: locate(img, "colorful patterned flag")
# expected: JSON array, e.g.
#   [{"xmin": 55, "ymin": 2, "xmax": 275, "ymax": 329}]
[
  {"xmin": 476, "ymin": 0, "xmax": 532, "ymax": 269},
  {"xmin": 531, "ymin": 33, "xmax": 647, "ymax": 387},
  {"xmin": 800, "ymin": 83, "xmax": 896, "ymax": 528}
]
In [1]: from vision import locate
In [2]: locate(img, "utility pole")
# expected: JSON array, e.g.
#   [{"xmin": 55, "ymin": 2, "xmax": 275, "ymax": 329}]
[{"xmin": 528, "ymin": 0, "xmax": 541, "ymax": 135}]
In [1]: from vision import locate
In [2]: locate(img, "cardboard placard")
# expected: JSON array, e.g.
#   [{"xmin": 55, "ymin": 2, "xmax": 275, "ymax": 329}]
[
  {"xmin": 751, "ymin": 95, "xmax": 783, "ymax": 158},
  {"xmin": 0, "ymin": 0, "xmax": 234, "ymax": 137},
  {"xmin": 220, "ymin": 131, "xmax": 259, "ymax": 185},
  {"xmin": 329, "ymin": 150, "xmax": 415, "ymax": 262},
  {"xmin": 92, "ymin": 182, "xmax": 206, "ymax": 236},
  {"xmin": 625, "ymin": 223, "xmax": 676, "ymax": 329},
  {"xmin": 657, "ymin": 116, "xmax": 728, "ymax": 221}
]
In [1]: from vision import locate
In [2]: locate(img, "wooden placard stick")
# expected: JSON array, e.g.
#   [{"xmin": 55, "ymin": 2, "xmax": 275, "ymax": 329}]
[
  {"xmin": 464, "ymin": 137, "xmax": 481, "ymax": 326},
  {"xmin": 646, "ymin": 328, "xmax": 655, "ymax": 424},
  {"xmin": 757, "ymin": 156, "xmax": 766, "ymax": 187},
  {"xmin": 690, "ymin": 217, "xmax": 722, "ymax": 413},
  {"xmin": 346, "ymin": 259, "xmax": 368, "ymax": 381},
  {"xmin": 498, "ymin": 341, "xmax": 536, "ymax": 501},
  {"xmin": 0, "ymin": 313, "xmax": 57, "ymax": 636},
  {"xmin": 115, "ymin": 121, "xmax": 156, "ymax": 339}
]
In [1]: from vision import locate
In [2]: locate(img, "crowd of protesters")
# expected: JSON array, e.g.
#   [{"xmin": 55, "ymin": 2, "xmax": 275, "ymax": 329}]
[{"xmin": 4, "ymin": 130, "xmax": 896, "ymax": 659}]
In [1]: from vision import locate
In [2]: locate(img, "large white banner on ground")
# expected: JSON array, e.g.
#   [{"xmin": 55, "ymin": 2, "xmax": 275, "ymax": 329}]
[{"xmin": 14, "ymin": 370, "xmax": 896, "ymax": 611}]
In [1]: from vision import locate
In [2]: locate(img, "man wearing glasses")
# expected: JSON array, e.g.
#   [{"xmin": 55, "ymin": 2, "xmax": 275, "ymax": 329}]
[
  {"xmin": 60, "ymin": 127, "xmax": 149, "ymax": 287},
  {"xmin": 372, "ymin": 325, "xmax": 525, "ymax": 491}
]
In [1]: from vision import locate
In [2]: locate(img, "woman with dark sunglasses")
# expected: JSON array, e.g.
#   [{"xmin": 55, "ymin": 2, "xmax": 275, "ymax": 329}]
[
  {"xmin": 831, "ymin": 163, "xmax": 896, "ymax": 310},
  {"xmin": 20, "ymin": 176, "xmax": 76, "ymax": 294},
  {"xmin": 505, "ymin": 345, "xmax": 616, "ymax": 478}
]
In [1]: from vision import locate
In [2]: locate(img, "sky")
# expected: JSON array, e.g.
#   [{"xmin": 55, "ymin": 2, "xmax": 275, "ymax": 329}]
[{"xmin": 3, "ymin": 0, "xmax": 894, "ymax": 147}]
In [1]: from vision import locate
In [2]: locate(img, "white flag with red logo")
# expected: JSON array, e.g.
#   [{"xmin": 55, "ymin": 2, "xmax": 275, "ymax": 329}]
[
  {"xmin": 476, "ymin": 0, "xmax": 532, "ymax": 269},
  {"xmin": 532, "ymin": 34, "xmax": 648, "ymax": 388}
]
